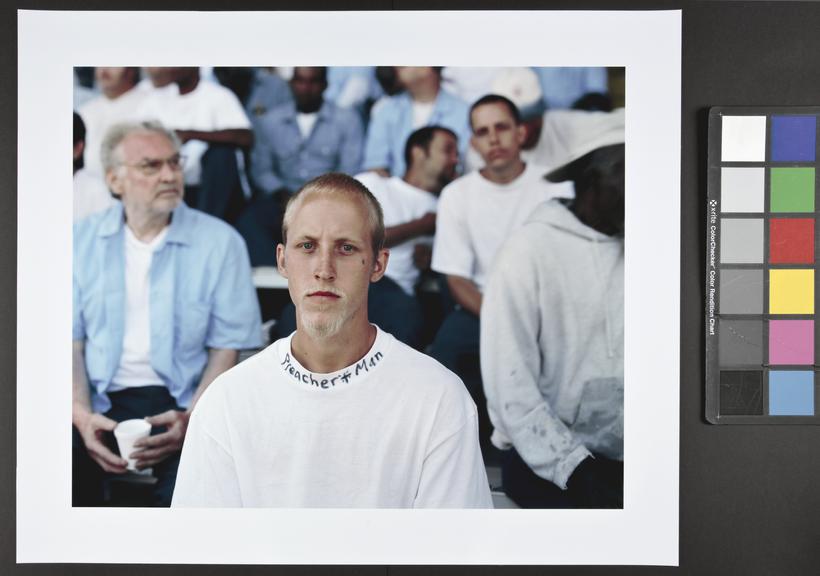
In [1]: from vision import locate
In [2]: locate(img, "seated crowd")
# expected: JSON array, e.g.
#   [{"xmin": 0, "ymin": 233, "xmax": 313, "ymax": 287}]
[{"xmin": 72, "ymin": 66, "xmax": 624, "ymax": 509}]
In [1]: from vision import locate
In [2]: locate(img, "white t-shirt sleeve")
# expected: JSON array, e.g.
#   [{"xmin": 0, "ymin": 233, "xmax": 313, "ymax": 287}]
[
  {"xmin": 413, "ymin": 375, "xmax": 493, "ymax": 509},
  {"xmin": 210, "ymin": 86, "xmax": 252, "ymax": 130},
  {"xmin": 423, "ymin": 192, "xmax": 438, "ymax": 214},
  {"xmin": 431, "ymin": 183, "xmax": 475, "ymax": 279},
  {"xmin": 414, "ymin": 412, "xmax": 493, "ymax": 509},
  {"xmin": 172, "ymin": 385, "xmax": 243, "ymax": 507}
]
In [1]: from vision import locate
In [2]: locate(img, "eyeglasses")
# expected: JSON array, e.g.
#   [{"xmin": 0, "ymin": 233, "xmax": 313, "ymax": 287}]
[{"xmin": 120, "ymin": 154, "xmax": 186, "ymax": 176}]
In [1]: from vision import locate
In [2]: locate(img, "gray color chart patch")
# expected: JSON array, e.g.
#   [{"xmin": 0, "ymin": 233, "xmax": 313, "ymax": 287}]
[
  {"xmin": 719, "ymin": 319, "xmax": 764, "ymax": 365},
  {"xmin": 720, "ymin": 218, "xmax": 764, "ymax": 264},
  {"xmin": 719, "ymin": 269, "xmax": 764, "ymax": 314}
]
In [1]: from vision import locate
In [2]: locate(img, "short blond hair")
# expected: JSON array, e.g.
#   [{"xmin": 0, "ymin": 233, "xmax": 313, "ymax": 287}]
[{"xmin": 282, "ymin": 173, "xmax": 385, "ymax": 259}]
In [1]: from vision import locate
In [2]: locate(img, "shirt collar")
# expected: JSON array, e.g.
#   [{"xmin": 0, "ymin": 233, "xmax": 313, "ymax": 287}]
[
  {"xmin": 96, "ymin": 200, "xmax": 193, "ymax": 246},
  {"xmin": 285, "ymin": 100, "xmax": 332, "ymax": 122}
]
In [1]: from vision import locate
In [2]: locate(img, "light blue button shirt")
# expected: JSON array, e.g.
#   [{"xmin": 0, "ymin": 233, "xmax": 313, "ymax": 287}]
[
  {"xmin": 532, "ymin": 67, "xmax": 609, "ymax": 110},
  {"xmin": 73, "ymin": 202, "xmax": 263, "ymax": 413},
  {"xmin": 250, "ymin": 100, "xmax": 364, "ymax": 194},
  {"xmin": 324, "ymin": 67, "xmax": 384, "ymax": 110},
  {"xmin": 363, "ymin": 89, "xmax": 470, "ymax": 177}
]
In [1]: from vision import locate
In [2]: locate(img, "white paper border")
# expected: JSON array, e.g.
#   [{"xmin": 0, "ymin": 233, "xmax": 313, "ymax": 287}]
[{"xmin": 17, "ymin": 9, "xmax": 681, "ymax": 565}]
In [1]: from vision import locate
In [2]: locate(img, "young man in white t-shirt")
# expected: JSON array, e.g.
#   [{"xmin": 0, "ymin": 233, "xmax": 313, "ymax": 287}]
[
  {"xmin": 172, "ymin": 173, "xmax": 492, "ymax": 508},
  {"xmin": 430, "ymin": 95, "xmax": 573, "ymax": 451}
]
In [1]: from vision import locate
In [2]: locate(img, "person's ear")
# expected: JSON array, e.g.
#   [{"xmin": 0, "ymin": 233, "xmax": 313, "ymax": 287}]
[
  {"xmin": 276, "ymin": 243, "xmax": 288, "ymax": 278},
  {"xmin": 370, "ymin": 248, "xmax": 389, "ymax": 283},
  {"xmin": 515, "ymin": 123, "xmax": 527, "ymax": 146},
  {"xmin": 411, "ymin": 144, "xmax": 426, "ymax": 165},
  {"xmin": 105, "ymin": 168, "xmax": 123, "ymax": 197},
  {"xmin": 73, "ymin": 140, "xmax": 85, "ymax": 162}
]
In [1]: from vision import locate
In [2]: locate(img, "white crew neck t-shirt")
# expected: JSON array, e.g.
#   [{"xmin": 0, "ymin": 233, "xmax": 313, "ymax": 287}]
[
  {"xmin": 432, "ymin": 163, "xmax": 574, "ymax": 291},
  {"xmin": 296, "ymin": 112, "xmax": 319, "ymax": 140},
  {"xmin": 411, "ymin": 100, "xmax": 435, "ymax": 128},
  {"xmin": 110, "ymin": 225, "xmax": 169, "ymax": 390},
  {"xmin": 355, "ymin": 172, "xmax": 438, "ymax": 296},
  {"xmin": 172, "ymin": 326, "xmax": 493, "ymax": 508},
  {"xmin": 137, "ymin": 80, "xmax": 251, "ymax": 186}
]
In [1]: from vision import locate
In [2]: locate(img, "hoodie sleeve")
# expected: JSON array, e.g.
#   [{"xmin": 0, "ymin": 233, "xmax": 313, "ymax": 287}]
[{"xmin": 480, "ymin": 233, "xmax": 590, "ymax": 489}]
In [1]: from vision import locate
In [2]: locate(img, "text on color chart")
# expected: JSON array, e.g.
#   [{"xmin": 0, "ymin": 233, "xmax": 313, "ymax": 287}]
[{"xmin": 708, "ymin": 200, "xmax": 718, "ymax": 335}]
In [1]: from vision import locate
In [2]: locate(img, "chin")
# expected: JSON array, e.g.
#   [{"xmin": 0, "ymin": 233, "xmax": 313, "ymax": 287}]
[
  {"xmin": 300, "ymin": 312, "xmax": 347, "ymax": 339},
  {"xmin": 157, "ymin": 195, "xmax": 182, "ymax": 210}
]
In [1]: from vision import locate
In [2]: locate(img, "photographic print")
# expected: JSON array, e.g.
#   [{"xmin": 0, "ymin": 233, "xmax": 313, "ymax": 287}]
[{"xmin": 18, "ymin": 9, "xmax": 680, "ymax": 565}]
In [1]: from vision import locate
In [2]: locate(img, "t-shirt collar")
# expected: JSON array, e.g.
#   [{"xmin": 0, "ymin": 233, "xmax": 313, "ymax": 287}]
[{"xmin": 277, "ymin": 326, "xmax": 390, "ymax": 391}]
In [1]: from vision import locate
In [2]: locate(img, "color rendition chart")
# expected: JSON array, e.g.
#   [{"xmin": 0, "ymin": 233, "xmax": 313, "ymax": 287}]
[{"xmin": 706, "ymin": 107, "xmax": 820, "ymax": 424}]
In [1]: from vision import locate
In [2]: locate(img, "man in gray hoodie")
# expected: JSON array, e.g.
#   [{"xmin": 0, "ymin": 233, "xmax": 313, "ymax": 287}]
[{"xmin": 480, "ymin": 119, "xmax": 625, "ymax": 508}]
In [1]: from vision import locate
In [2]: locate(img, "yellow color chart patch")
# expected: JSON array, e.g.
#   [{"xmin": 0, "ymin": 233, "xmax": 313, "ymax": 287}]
[{"xmin": 769, "ymin": 269, "xmax": 814, "ymax": 314}]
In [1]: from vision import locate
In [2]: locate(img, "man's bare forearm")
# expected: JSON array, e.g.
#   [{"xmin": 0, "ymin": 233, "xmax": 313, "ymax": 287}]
[
  {"xmin": 188, "ymin": 348, "xmax": 240, "ymax": 411},
  {"xmin": 72, "ymin": 340, "xmax": 93, "ymax": 428},
  {"xmin": 177, "ymin": 129, "xmax": 254, "ymax": 148},
  {"xmin": 384, "ymin": 213, "xmax": 436, "ymax": 248},
  {"xmin": 446, "ymin": 275, "xmax": 483, "ymax": 317}
]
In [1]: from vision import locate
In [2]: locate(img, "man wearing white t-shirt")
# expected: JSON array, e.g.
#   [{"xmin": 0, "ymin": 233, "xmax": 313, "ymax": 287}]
[
  {"xmin": 138, "ymin": 67, "xmax": 253, "ymax": 222},
  {"xmin": 78, "ymin": 67, "xmax": 148, "ymax": 181},
  {"xmin": 72, "ymin": 121, "xmax": 262, "ymax": 506},
  {"xmin": 172, "ymin": 173, "xmax": 492, "ymax": 508},
  {"xmin": 430, "ymin": 95, "xmax": 573, "ymax": 449},
  {"xmin": 354, "ymin": 125, "xmax": 458, "ymax": 345}
]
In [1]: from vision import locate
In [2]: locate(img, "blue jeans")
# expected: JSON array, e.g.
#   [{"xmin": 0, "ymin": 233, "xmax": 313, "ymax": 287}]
[
  {"xmin": 185, "ymin": 144, "xmax": 247, "ymax": 225},
  {"xmin": 428, "ymin": 307, "xmax": 480, "ymax": 376},
  {"xmin": 428, "ymin": 308, "xmax": 493, "ymax": 451},
  {"xmin": 502, "ymin": 448, "xmax": 623, "ymax": 509},
  {"xmin": 235, "ymin": 192, "xmax": 284, "ymax": 268}
]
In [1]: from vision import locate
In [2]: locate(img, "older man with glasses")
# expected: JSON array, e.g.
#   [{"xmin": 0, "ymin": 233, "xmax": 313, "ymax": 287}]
[{"xmin": 72, "ymin": 121, "xmax": 262, "ymax": 507}]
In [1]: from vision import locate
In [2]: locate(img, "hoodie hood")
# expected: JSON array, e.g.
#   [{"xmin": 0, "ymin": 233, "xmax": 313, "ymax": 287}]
[{"xmin": 525, "ymin": 198, "xmax": 622, "ymax": 244}]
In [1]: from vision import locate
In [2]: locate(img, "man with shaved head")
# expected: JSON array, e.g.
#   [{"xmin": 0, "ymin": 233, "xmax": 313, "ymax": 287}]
[{"xmin": 173, "ymin": 173, "xmax": 492, "ymax": 508}]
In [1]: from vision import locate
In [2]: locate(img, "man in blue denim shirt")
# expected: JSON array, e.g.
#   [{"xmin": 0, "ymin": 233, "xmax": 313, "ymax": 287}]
[
  {"xmin": 72, "ymin": 121, "xmax": 262, "ymax": 506},
  {"xmin": 249, "ymin": 66, "xmax": 364, "ymax": 196},
  {"xmin": 363, "ymin": 67, "xmax": 470, "ymax": 177},
  {"xmin": 239, "ymin": 67, "xmax": 364, "ymax": 266}
]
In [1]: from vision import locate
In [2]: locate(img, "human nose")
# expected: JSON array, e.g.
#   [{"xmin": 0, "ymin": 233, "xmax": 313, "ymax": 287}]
[
  {"xmin": 313, "ymin": 247, "xmax": 336, "ymax": 281},
  {"xmin": 158, "ymin": 159, "xmax": 179, "ymax": 181},
  {"xmin": 487, "ymin": 128, "xmax": 500, "ymax": 145}
]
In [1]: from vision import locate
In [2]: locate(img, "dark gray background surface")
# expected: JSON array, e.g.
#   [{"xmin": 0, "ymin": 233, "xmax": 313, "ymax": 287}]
[{"xmin": 4, "ymin": 1, "xmax": 820, "ymax": 575}]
